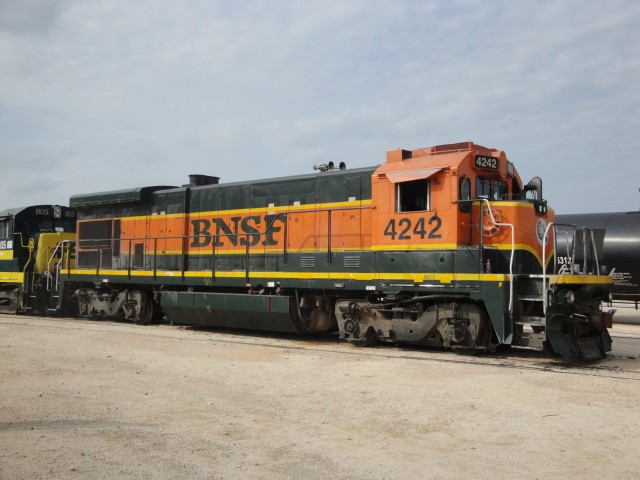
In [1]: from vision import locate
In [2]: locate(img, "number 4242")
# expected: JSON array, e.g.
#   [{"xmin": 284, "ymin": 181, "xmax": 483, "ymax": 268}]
[{"xmin": 383, "ymin": 216, "xmax": 442, "ymax": 240}]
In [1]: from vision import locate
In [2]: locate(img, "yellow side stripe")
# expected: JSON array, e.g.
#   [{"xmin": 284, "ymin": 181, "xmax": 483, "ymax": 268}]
[
  {"xmin": 65, "ymin": 269, "xmax": 613, "ymax": 286},
  {"xmin": 99, "ymin": 242, "xmax": 553, "ymax": 270},
  {"xmin": 0, "ymin": 250, "xmax": 14, "ymax": 260},
  {"xmin": 66, "ymin": 269, "xmax": 507, "ymax": 284},
  {"xmin": 0, "ymin": 272, "xmax": 24, "ymax": 283},
  {"xmin": 549, "ymin": 275, "xmax": 613, "ymax": 285},
  {"xmin": 117, "ymin": 199, "xmax": 373, "ymax": 222}
]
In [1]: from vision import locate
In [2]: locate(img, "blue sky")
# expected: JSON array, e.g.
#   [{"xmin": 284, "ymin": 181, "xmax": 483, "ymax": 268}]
[{"xmin": 1, "ymin": 0, "xmax": 639, "ymax": 213}]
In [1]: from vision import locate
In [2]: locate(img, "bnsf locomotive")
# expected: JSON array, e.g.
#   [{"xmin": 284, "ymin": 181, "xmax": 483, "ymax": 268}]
[{"xmin": 1, "ymin": 142, "xmax": 615, "ymax": 360}]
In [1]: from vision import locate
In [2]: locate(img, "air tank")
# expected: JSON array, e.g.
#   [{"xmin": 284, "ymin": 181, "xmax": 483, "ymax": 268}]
[{"xmin": 555, "ymin": 211, "xmax": 640, "ymax": 302}]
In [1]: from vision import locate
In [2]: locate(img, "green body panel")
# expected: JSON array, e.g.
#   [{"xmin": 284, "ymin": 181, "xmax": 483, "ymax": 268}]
[
  {"xmin": 72, "ymin": 168, "xmax": 376, "ymax": 221},
  {"xmin": 161, "ymin": 291, "xmax": 301, "ymax": 332},
  {"xmin": 471, "ymin": 281, "xmax": 511, "ymax": 343},
  {"xmin": 0, "ymin": 258, "xmax": 19, "ymax": 276}
]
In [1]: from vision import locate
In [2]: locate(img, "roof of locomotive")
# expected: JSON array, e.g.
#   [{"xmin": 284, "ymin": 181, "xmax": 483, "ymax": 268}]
[
  {"xmin": 0, "ymin": 205, "xmax": 73, "ymax": 219},
  {"xmin": 188, "ymin": 165, "xmax": 377, "ymax": 190},
  {"xmin": 70, "ymin": 186, "xmax": 178, "ymax": 208},
  {"xmin": 68, "ymin": 141, "xmax": 512, "ymax": 209},
  {"xmin": 69, "ymin": 166, "xmax": 377, "ymax": 208},
  {"xmin": 0, "ymin": 206, "xmax": 28, "ymax": 218}
]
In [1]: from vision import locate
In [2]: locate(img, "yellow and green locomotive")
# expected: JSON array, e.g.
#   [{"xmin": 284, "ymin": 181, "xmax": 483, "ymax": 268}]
[
  {"xmin": 0, "ymin": 205, "xmax": 76, "ymax": 314},
  {"xmin": 56, "ymin": 141, "xmax": 614, "ymax": 360}
]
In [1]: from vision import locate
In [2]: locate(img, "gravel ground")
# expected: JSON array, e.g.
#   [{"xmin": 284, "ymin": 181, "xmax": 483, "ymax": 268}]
[{"xmin": 1, "ymin": 314, "xmax": 639, "ymax": 480}]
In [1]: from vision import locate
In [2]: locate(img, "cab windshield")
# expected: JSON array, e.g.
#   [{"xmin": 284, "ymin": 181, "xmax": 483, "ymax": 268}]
[{"xmin": 476, "ymin": 177, "xmax": 508, "ymax": 200}]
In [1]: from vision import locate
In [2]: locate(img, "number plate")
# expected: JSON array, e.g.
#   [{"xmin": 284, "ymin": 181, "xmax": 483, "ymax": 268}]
[{"xmin": 474, "ymin": 154, "xmax": 499, "ymax": 170}]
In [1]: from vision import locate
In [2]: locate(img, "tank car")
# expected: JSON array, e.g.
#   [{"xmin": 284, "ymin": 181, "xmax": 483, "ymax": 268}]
[
  {"xmin": 555, "ymin": 212, "xmax": 640, "ymax": 306},
  {"xmin": 55, "ymin": 141, "xmax": 614, "ymax": 360},
  {"xmin": 0, "ymin": 205, "xmax": 76, "ymax": 314}
]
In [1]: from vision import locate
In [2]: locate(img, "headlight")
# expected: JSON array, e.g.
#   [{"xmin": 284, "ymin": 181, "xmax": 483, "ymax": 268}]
[{"xmin": 565, "ymin": 291, "xmax": 575, "ymax": 304}]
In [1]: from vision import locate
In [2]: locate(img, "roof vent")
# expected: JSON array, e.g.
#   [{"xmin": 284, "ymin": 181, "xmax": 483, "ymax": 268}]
[
  {"xmin": 189, "ymin": 174, "xmax": 220, "ymax": 186},
  {"xmin": 313, "ymin": 161, "xmax": 346, "ymax": 172}
]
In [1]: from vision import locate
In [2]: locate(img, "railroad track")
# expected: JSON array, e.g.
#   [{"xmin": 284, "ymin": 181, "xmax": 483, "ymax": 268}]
[{"xmin": 2, "ymin": 314, "xmax": 639, "ymax": 380}]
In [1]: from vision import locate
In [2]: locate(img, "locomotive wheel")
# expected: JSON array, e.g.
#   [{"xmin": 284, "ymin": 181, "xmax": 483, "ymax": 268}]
[
  {"xmin": 351, "ymin": 327, "xmax": 378, "ymax": 347},
  {"xmin": 0, "ymin": 286, "xmax": 20, "ymax": 314},
  {"xmin": 451, "ymin": 318, "xmax": 491, "ymax": 355},
  {"xmin": 135, "ymin": 294, "xmax": 153, "ymax": 325}
]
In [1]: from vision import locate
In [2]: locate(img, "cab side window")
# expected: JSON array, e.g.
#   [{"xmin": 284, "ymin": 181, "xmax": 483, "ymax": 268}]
[
  {"xmin": 0, "ymin": 219, "xmax": 11, "ymax": 238},
  {"xmin": 493, "ymin": 180, "xmax": 508, "ymax": 200},
  {"xmin": 476, "ymin": 177, "xmax": 491, "ymax": 198},
  {"xmin": 397, "ymin": 179, "xmax": 430, "ymax": 212},
  {"xmin": 475, "ymin": 177, "xmax": 509, "ymax": 201},
  {"xmin": 459, "ymin": 177, "xmax": 471, "ymax": 213}
]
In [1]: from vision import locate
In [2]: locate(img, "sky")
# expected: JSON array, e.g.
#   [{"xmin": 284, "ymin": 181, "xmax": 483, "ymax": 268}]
[{"xmin": 1, "ymin": 0, "xmax": 639, "ymax": 214}]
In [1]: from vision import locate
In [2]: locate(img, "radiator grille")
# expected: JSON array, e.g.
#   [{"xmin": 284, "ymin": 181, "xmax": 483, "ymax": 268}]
[
  {"xmin": 344, "ymin": 256, "xmax": 361, "ymax": 268},
  {"xmin": 301, "ymin": 256, "xmax": 316, "ymax": 268}
]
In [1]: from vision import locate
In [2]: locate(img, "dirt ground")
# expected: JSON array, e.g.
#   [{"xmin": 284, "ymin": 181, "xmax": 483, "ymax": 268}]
[{"xmin": 1, "ymin": 312, "xmax": 639, "ymax": 480}]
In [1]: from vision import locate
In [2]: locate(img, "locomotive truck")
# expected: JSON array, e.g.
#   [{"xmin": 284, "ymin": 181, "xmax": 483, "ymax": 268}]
[{"xmin": 1, "ymin": 142, "xmax": 615, "ymax": 360}]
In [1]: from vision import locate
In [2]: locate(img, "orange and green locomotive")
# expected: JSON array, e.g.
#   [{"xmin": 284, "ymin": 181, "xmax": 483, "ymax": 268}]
[{"xmin": 56, "ymin": 141, "xmax": 614, "ymax": 360}]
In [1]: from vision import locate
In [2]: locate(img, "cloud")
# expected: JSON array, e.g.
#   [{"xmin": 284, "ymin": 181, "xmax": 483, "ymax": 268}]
[
  {"xmin": 0, "ymin": 0, "xmax": 74, "ymax": 34},
  {"xmin": 1, "ymin": 0, "xmax": 639, "ymax": 213}
]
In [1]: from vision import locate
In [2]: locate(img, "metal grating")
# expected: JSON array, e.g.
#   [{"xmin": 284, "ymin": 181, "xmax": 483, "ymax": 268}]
[
  {"xmin": 301, "ymin": 256, "xmax": 316, "ymax": 268},
  {"xmin": 344, "ymin": 255, "xmax": 361, "ymax": 268}
]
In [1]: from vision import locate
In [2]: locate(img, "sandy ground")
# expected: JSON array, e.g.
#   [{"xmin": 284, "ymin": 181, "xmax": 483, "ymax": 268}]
[{"xmin": 1, "ymin": 314, "xmax": 639, "ymax": 480}]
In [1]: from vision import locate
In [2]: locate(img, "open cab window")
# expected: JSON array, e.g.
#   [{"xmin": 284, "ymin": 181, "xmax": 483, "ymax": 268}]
[{"xmin": 396, "ymin": 179, "xmax": 430, "ymax": 212}]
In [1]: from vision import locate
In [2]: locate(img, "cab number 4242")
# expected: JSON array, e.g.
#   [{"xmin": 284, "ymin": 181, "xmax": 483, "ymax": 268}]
[{"xmin": 383, "ymin": 216, "xmax": 442, "ymax": 240}]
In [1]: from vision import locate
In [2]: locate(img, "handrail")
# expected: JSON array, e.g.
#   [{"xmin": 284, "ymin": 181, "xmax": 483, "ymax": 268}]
[
  {"xmin": 478, "ymin": 199, "xmax": 516, "ymax": 313},
  {"xmin": 554, "ymin": 229, "xmax": 571, "ymax": 274},
  {"xmin": 589, "ymin": 229, "xmax": 600, "ymax": 275},
  {"xmin": 72, "ymin": 204, "xmax": 370, "ymax": 272},
  {"xmin": 73, "ymin": 214, "xmax": 292, "ymax": 278},
  {"xmin": 45, "ymin": 241, "xmax": 63, "ymax": 291},
  {"xmin": 46, "ymin": 239, "xmax": 74, "ymax": 292},
  {"xmin": 543, "ymin": 222, "xmax": 602, "ymax": 315},
  {"xmin": 542, "ymin": 222, "xmax": 555, "ymax": 316}
]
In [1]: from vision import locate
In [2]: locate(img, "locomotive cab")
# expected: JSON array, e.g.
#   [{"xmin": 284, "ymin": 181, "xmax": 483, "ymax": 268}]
[
  {"xmin": 336, "ymin": 142, "xmax": 613, "ymax": 359},
  {"xmin": 0, "ymin": 205, "xmax": 76, "ymax": 314},
  {"xmin": 370, "ymin": 142, "xmax": 531, "ymax": 250}
]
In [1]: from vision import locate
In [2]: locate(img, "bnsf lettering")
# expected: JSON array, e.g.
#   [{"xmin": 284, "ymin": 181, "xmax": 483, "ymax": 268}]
[{"xmin": 191, "ymin": 215, "xmax": 283, "ymax": 248}]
